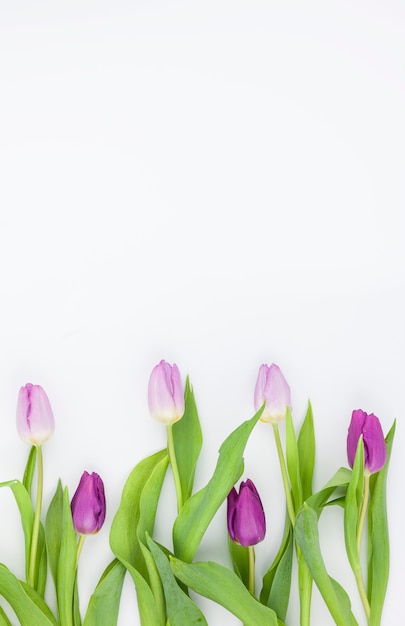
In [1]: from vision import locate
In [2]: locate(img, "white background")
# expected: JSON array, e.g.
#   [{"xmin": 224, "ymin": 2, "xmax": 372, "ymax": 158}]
[{"xmin": 0, "ymin": 1, "xmax": 404, "ymax": 624}]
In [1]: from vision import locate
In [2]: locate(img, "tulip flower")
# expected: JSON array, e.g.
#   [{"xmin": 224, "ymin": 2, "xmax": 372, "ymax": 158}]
[
  {"xmin": 227, "ymin": 479, "xmax": 266, "ymax": 547},
  {"xmin": 16, "ymin": 383, "xmax": 55, "ymax": 445},
  {"xmin": 71, "ymin": 471, "xmax": 106, "ymax": 535},
  {"xmin": 254, "ymin": 363, "xmax": 291, "ymax": 423},
  {"xmin": 347, "ymin": 409, "xmax": 386, "ymax": 475},
  {"xmin": 148, "ymin": 360, "xmax": 185, "ymax": 424}
]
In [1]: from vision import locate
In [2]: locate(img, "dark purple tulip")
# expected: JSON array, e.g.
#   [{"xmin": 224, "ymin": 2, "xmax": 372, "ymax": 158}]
[
  {"xmin": 347, "ymin": 409, "xmax": 386, "ymax": 475},
  {"xmin": 227, "ymin": 479, "xmax": 266, "ymax": 547},
  {"xmin": 71, "ymin": 472, "xmax": 106, "ymax": 535}
]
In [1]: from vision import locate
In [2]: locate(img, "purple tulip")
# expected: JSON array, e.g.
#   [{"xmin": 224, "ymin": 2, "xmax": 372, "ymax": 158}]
[
  {"xmin": 148, "ymin": 360, "xmax": 185, "ymax": 424},
  {"xmin": 254, "ymin": 363, "xmax": 291, "ymax": 423},
  {"xmin": 71, "ymin": 472, "xmax": 106, "ymax": 535},
  {"xmin": 347, "ymin": 409, "xmax": 386, "ymax": 475},
  {"xmin": 16, "ymin": 383, "xmax": 55, "ymax": 445},
  {"xmin": 227, "ymin": 479, "xmax": 266, "ymax": 547}
]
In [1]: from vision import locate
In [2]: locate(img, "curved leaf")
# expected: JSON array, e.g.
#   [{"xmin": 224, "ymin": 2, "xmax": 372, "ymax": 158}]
[{"xmin": 83, "ymin": 559, "xmax": 126, "ymax": 626}]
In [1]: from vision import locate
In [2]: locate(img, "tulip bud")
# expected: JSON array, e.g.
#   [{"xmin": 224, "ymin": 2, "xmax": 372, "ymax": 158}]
[
  {"xmin": 227, "ymin": 479, "xmax": 266, "ymax": 547},
  {"xmin": 347, "ymin": 409, "xmax": 387, "ymax": 475},
  {"xmin": 16, "ymin": 383, "xmax": 55, "ymax": 445},
  {"xmin": 254, "ymin": 363, "xmax": 291, "ymax": 423},
  {"xmin": 148, "ymin": 359, "xmax": 185, "ymax": 424},
  {"xmin": 71, "ymin": 472, "xmax": 106, "ymax": 535}
]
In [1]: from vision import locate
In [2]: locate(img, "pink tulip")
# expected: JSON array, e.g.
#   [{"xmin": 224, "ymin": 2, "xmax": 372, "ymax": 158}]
[
  {"xmin": 254, "ymin": 364, "xmax": 291, "ymax": 423},
  {"xmin": 16, "ymin": 383, "xmax": 55, "ymax": 445},
  {"xmin": 148, "ymin": 360, "xmax": 185, "ymax": 424}
]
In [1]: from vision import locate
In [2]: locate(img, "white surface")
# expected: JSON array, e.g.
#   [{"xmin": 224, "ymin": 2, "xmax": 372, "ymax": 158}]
[{"xmin": 0, "ymin": 1, "xmax": 404, "ymax": 624}]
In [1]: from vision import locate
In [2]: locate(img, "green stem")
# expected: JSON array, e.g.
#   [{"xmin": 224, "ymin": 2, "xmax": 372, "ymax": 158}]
[
  {"xmin": 28, "ymin": 444, "xmax": 43, "ymax": 588},
  {"xmin": 272, "ymin": 424, "xmax": 296, "ymax": 526},
  {"xmin": 297, "ymin": 544, "xmax": 312, "ymax": 626},
  {"xmin": 355, "ymin": 472, "xmax": 371, "ymax": 622},
  {"xmin": 248, "ymin": 545, "xmax": 255, "ymax": 596},
  {"xmin": 167, "ymin": 424, "xmax": 183, "ymax": 512},
  {"xmin": 76, "ymin": 534, "xmax": 86, "ymax": 567}
]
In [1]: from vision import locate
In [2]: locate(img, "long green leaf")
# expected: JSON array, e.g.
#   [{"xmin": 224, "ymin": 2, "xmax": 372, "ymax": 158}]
[
  {"xmin": 173, "ymin": 408, "xmax": 263, "ymax": 561},
  {"xmin": 297, "ymin": 401, "xmax": 315, "ymax": 500},
  {"xmin": 45, "ymin": 480, "xmax": 64, "ymax": 588},
  {"xmin": 368, "ymin": 420, "xmax": 395, "ymax": 626},
  {"xmin": 344, "ymin": 437, "xmax": 364, "ymax": 575},
  {"xmin": 228, "ymin": 538, "xmax": 250, "ymax": 588},
  {"xmin": 170, "ymin": 557, "xmax": 280, "ymax": 626},
  {"xmin": 295, "ymin": 504, "xmax": 358, "ymax": 626},
  {"xmin": 119, "ymin": 557, "xmax": 164, "ymax": 626},
  {"xmin": 260, "ymin": 515, "xmax": 293, "ymax": 619},
  {"xmin": 172, "ymin": 378, "xmax": 202, "ymax": 504},
  {"xmin": 57, "ymin": 487, "xmax": 78, "ymax": 626},
  {"xmin": 0, "ymin": 606, "xmax": 12, "ymax": 626},
  {"xmin": 285, "ymin": 407, "xmax": 302, "ymax": 510},
  {"xmin": 0, "ymin": 479, "xmax": 34, "ymax": 582},
  {"xmin": 147, "ymin": 537, "xmax": 207, "ymax": 626},
  {"xmin": 22, "ymin": 446, "xmax": 37, "ymax": 497},
  {"xmin": 83, "ymin": 559, "xmax": 126, "ymax": 626},
  {"xmin": 0, "ymin": 564, "xmax": 55, "ymax": 626}
]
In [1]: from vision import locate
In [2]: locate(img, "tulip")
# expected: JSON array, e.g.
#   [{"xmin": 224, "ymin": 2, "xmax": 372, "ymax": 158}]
[
  {"xmin": 227, "ymin": 479, "xmax": 266, "ymax": 547},
  {"xmin": 254, "ymin": 363, "xmax": 291, "ymax": 423},
  {"xmin": 71, "ymin": 472, "xmax": 106, "ymax": 535},
  {"xmin": 16, "ymin": 383, "xmax": 55, "ymax": 445},
  {"xmin": 347, "ymin": 409, "xmax": 386, "ymax": 475},
  {"xmin": 148, "ymin": 359, "xmax": 185, "ymax": 424}
]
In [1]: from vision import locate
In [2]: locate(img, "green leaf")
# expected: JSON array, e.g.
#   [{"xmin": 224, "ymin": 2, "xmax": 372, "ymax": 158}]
[
  {"xmin": 305, "ymin": 467, "xmax": 352, "ymax": 515},
  {"xmin": 285, "ymin": 407, "xmax": 302, "ymax": 511},
  {"xmin": 297, "ymin": 401, "xmax": 315, "ymax": 500},
  {"xmin": 110, "ymin": 450, "xmax": 168, "ymax": 580},
  {"xmin": 0, "ymin": 479, "xmax": 35, "ymax": 584},
  {"xmin": 0, "ymin": 606, "xmax": 12, "ymax": 626},
  {"xmin": 344, "ymin": 437, "xmax": 364, "ymax": 575},
  {"xmin": 295, "ymin": 504, "xmax": 358, "ymax": 626},
  {"xmin": 110, "ymin": 451, "xmax": 169, "ymax": 626},
  {"xmin": 20, "ymin": 581, "xmax": 58, "ymax": 625},
  {"xmin": 172, "ymin": 378, "xmax": 203, "ymax": 504},
  {"xmin": 170, "ymin": 557, "xmax": 280, "ymax": 626},
  {"xmin": 368, "ymin": 420, "xmax": 395, "ymax": 626},
  {"xmin": 0, "ymin": 564, "xmax": 56, "ymax": 626},
  {"xmin": 173, "ymin": 407, "xmax": 263, "ymax": 562},
  {"xmin": 22, "ymin": 446, "xmax": 37, "ymax": 497},
  {"xmin": 267, "ymin": 526, "xmax": 293, "ymax": 620},
  {"xmin": 119, "ymin": 557, "xmax": 164, "ymax": 626},
  {"xmin": 83, "ymin": 559, "xmax": 126, "ymax": 626},
  {"xmin": 147, "ymin": 537, "xmax": 207, "ymax": 626},
  {"xmin": 56, "ymin": 487, "xmax": 78, "ymax": 626},
  {"xmin": 228, "ymin": 537, "xmax": 250, "ymax": 588},
  {"xmin": 45, "ymin": 480, "xmax": 64, "ymax": 588}
]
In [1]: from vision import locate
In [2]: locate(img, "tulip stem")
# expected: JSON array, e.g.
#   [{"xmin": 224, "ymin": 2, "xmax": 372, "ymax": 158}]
[
  {"xmin": 28, "ymin": 444, "xmax": 43, "ymax": 588},
  {"xmin": 272, "ymin": 424, "xmax": 296, "ymax": 526},
  {"xmin": 76, "ymin": 534, "xmax": 86, "ymax": 567},
  {"xmin": 167, "ymin": 424, "xmax": 183, "ymax": 512},
  {"xmin": 248, "ymin": 546, "xmax": 255, "ymax": 596}
]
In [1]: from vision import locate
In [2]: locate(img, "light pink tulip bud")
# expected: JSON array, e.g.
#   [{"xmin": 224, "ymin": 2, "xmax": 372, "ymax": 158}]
[
  {"xmin": 16, "ymin": 383, "xmax": 55, "ymax": 445},
  {"xmin": 148, "ymin": 360, "xmax": 185, "ymax": 424},
  {"xmin": 254, "ymin": 363, "xmax": 291, "ymax": 423}
]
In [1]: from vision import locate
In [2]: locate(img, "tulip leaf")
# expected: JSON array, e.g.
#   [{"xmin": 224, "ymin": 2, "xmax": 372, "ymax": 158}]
[
  {"xmin": 172, "ymin": 377, "xmax": 202, "ymax": 505},
  {"xmin": 19, "ymin": 581, "xmax": 58, "ymax": 624},
  {"xmin": 297, "ymin": 401, "xmax": 315, "ymax": 501},
  {"xmin": 260, "ymin": 519, "xmax": 294, "ymax": 620},
  {"xmin": 170, "ymin": 557, "xmax": 280, "ymax": 626},
  {"xmin": 110, "ymin": 449, "xmax": 168, "ymax": 580},
  {"xmin": 367, "ymin": 420, "xmax": 395, "ymax": 626},
  {"xmin": 45, "ymin": 480, "xmax": 64, "ymax": 587},
  {"xmin": 228, "ymin": 537, "xmax": 250, "ymax": 589},
  {"xmin": 173, "ymin": 407, "xmax": 263, "ymax": 562},
  {"xmin": 83, "ymin": 559, "xmax": 126, "ymax": 626},
  {"xmin": 0, "ymin": 564, "xmax": 56, "ymax": 626},
  {"xmin": 0, "ymin": 606, "xmax": 12, "ymax": 626},
  {"xmin": 285, "ymin": 407, "xmax": 302, "ymax": 511},
  {"xmin": 344, "ymin": 437, "xmax": 364, "ymax": 576},
  {"xmin": 147, "ymin": 536, "xmax": 207, "ymax": 626},
  {"xmin": 305, "ymin": 467, "xmax": 352, "ymax": 515},
  {"xmin": 110, "ymin": 450, "xmax": 168, "ymax": 626},
  {"xmin": 119, "ymin": 557, "xmax": 164, "ymax": 626},
  {"xmin": 22, "ymin": 445, "xmax": 37, "ymax": 497},
  {"xmin": 295, "ymin": 504, "xmax": 358, "ymax": 626}
]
